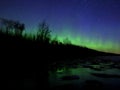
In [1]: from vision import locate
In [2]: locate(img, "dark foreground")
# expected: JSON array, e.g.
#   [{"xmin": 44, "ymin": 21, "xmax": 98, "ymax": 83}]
[
  {"xmin": 49, "ymin": 56, "xmax": 120, "ymax": 90},
  {"xmin": 2, "ymin": 50, "xmax": 120, "ymax": 90},
  {"xmin": 0, "ymin": 32, "xmax": 120, "ymax": 90}
]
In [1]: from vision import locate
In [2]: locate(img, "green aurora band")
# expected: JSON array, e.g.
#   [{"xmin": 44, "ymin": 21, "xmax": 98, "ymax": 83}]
[
  {"xmin": 25, "ymin": 27, "xmax": 120, "ymax": 54},
  {"xmin": 51, "ymin": 29, "xmax": 120, "ymax": 54}
]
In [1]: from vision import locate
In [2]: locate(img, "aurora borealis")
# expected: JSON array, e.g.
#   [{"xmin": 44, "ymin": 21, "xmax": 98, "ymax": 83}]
[{"xmin": 0, "ymin": 0, "xmax": 120, "ymax": 54}]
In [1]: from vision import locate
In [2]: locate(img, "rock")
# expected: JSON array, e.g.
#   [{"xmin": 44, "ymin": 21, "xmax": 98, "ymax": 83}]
[
  {"xmin": 91, "ymin": 73, "xmax": 120, "ymax": 78},
  {"xmin": 82, "ymin": 80, "xmax": 104, "ymax": 90},
  {"xmin": 50, "ymin": 84, "xmax": 79, "ymax": 90},
  {"xmin": 61, "ymin": 75, "xmax": 79, "ymax": 80}
]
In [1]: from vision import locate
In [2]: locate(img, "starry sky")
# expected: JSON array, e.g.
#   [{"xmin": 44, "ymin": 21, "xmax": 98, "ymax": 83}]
[{"xmin": 0, "ymin": 0, "xmax": 120, "ymax": 54}]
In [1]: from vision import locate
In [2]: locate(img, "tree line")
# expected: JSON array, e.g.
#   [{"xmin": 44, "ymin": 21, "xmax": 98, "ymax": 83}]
[{"xmin": 0, "ymin": 17, "xmax": 71, "ymax": 45}]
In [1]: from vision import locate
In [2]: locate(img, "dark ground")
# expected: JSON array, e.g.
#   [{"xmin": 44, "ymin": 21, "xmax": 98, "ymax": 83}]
[{"xmin": 0, "ymin": 32, "xmax": 119, "ymax": 90}]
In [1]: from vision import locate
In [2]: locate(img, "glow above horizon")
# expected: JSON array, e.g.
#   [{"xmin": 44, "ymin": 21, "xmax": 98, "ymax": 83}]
[
  {"xmin": 51, "ymin": 29, "xmax": 120, "ymax": 54},
  {"xmin": 0, "ymin": 0, "xmax": 120, "ymax": 54}
]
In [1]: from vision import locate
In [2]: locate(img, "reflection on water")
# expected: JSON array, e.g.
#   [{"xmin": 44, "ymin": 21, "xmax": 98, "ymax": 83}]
[{"xmin": 49, "ymin": 57, "xmax": 120, "ymax": 89}]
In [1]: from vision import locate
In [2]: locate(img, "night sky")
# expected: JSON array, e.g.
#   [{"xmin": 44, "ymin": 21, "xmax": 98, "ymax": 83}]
[{"xmin": 0, "ymin": 0, "xmax": 120, "ymax": 54}]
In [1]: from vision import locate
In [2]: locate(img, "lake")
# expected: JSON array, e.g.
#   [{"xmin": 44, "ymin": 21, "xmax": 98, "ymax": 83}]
[{"xmin": 49, "ymin": 56, "xmax": 120, "ymax": 90}]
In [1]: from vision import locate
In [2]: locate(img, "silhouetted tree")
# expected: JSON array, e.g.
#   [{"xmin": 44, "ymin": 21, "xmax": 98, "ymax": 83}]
[
  {"xmin": 63, "ymin": 37, "xmax": 71, "ymax": 45},
  {"xmin": 37, "ymin": 21, "xmax": 51, "ymax": 43},
  {"xmin": 14, "ymin": 22, "xmax": 25, "ymax": 35},
  {"xmin": 0, "ymin": 18, "xmax": 11, "ymax": 33},
  {"xmin": 51, "ymin": 35, "xmax": 59, "ymax": 45},
  {"xmin": 0, "ymin": 18, "xmax": 25, "ymax": 35}
]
